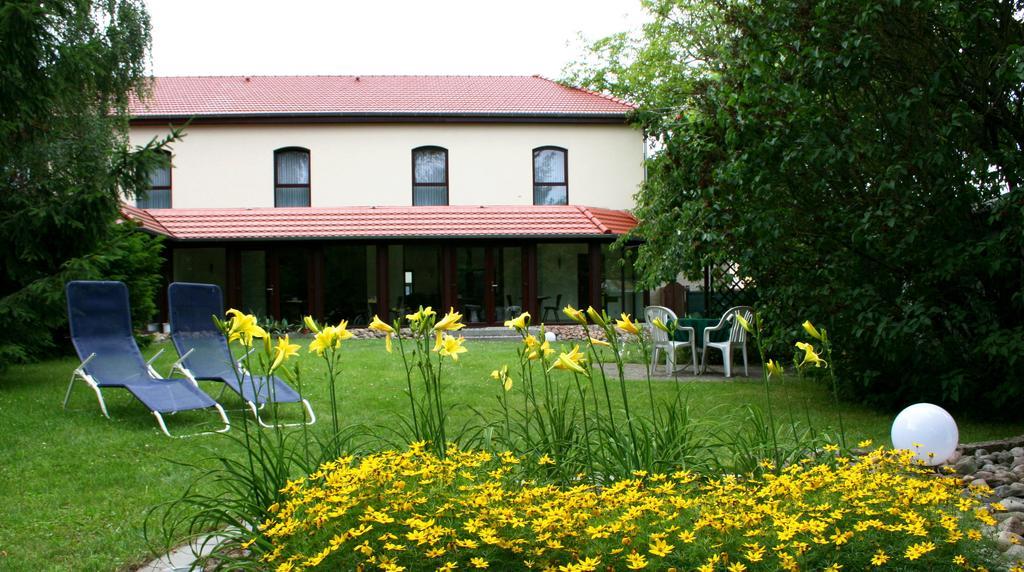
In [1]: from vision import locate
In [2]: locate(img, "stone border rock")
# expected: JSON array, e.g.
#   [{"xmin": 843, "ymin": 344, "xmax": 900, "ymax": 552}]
[{"xmin": 945, "ymin": 440, "xmax": 1024, "ymax": 563}]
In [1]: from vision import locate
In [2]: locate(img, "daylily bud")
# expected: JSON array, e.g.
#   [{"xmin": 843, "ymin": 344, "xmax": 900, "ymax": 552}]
[
  {"xmin": 735, "ymin": 312, "xmax": 753, "ymax": 334},
  {"xmin": 802, "ymin": 320, "xmax": 823, "ymax": 341},
  {"xmin": 586, "ymin": 306, "xmax": 607, "ymax": 327}
]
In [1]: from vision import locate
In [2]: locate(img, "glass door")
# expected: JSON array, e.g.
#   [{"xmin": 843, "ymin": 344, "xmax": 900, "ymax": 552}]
[
  {"xmin": 454, "ymin": 246, "xmax": 487, "ymax": 325},
  {"xmin": 239, "ymin": 250, "xmax": 268, "ymax": 317},
  {"xmin": 453, "ymin": 246, "xmax": 523, "ymax": 324},
  {"xmin": 494, "ymin": 246, "xmax": 523, "ymax": 323},
  {"xmin": 237, "ymin": 247, "xmax": 309, "ymax": 322}
]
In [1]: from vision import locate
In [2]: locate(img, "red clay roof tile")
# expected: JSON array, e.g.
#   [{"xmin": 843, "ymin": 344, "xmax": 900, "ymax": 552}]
[
  {"xmin": 128, "ymin": 75, "xmax": 635, "ymax": 118},
  {"xmin": 120, "ymin": 205, "xmax": 637, "ymax": 241}
]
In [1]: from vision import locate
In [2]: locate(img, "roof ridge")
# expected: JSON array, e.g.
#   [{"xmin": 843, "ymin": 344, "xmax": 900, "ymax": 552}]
[
  {"xmin": 148, "ymin": 74, "xmax": 547, "ymax": 80},
  {"xmin": 120, "ymin": 205, "xmax": 175, "ymax": 238},
  {"xmin": 533, "ymin": 75, "xmax": 638, "ymax": 110},
  {"xmin": 576, "ymin": 205, "xmax": 611, "ymax": 234}
]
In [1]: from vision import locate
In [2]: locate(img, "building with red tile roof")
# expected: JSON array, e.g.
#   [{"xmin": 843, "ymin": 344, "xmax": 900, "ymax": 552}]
[{"xmin": 128, "ymin": 75, "xmax": 645, "ymax": 325}]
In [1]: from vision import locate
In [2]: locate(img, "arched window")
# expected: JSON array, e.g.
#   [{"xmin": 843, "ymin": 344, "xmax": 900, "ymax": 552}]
[
  {"xmin": 533, "ymin": 146, "xmax": 568, "ymax": 205},
  {"xmin": 136, "ymin": 150, "xmax": 172, "ymax": 209},
  {"xmin": 412, "ymin": 146, "xmax": 448, "ymax": 206},
  {"xmin": 275, "ymin": 147, "xmax": 310, "ymax": 207}
]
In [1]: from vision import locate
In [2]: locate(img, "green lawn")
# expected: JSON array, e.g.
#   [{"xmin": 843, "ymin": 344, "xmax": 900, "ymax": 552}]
[{"xmin": 1, "ymin": 338, "xmax": 1020, "ymax": 570}]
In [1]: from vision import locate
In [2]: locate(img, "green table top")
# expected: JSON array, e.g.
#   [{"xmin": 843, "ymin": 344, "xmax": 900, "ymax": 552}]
[{"xmin": 670, "ymin": 317, "xmax": 726, "ymax": 347}]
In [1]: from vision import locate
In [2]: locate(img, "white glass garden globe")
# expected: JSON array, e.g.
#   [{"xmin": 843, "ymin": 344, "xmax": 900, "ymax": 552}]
[
  {"xmin": 544, "ymin": 331, "xmax": 557, "ymax": 343},
  {"xmin": 890, "ymin": 403, "xmax": 958, "ymax": 466}
]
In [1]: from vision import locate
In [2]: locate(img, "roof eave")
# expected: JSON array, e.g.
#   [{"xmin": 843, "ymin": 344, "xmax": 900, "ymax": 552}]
[
  {"xmin": 160, "ymin": 233, "xmax": 628, "ymax": 242},
  {"xmin": 129, "ymin": 111, "xmax": 632, "ymax": 125}
]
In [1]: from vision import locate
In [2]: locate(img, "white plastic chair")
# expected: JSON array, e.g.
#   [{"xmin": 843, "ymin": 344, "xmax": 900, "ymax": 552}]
[
  {"xmin": 700, "ymin": 306, "xmax": 754, "ymax": 378},
  {"xmin": 645, "ymin": 306, "xmax": 698, "ymax": 375}
]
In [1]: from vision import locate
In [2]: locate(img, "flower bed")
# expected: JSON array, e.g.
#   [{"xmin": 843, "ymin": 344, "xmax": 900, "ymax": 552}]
[{"xmin": 252, "ymin": 446, "xmax": 995, "ymax": 571}]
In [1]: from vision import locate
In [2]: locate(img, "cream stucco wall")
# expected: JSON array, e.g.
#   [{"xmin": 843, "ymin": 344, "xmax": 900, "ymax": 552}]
[{"xmin": 129, "ymin": 123, "xmax": 644, "ymax": 210}]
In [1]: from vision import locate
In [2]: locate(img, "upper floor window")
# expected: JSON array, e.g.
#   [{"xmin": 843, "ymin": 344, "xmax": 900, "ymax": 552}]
[
  {"xmin": 136, "ymin": 151, "xmax": 172, "ymax": 209},
  {"xmin": 412, "ymin": 146, "xmax": 448, "ymax": 206},
  {"xmin": 533, "ymin": 146, "xmax": 568, "ymax": 205},
  {"xmin": 275, "ymin": 147, "xmax": 310, "ymax": 207}
]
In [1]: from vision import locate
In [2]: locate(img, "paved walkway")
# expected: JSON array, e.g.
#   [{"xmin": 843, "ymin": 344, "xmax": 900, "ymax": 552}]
[
  {"xmin": 601, "ymin": 361, "xmax": 762, "ymax": 381},
  {"xmin": 136, "ymin": 534, "xmax": 227, "ymax": 572}
]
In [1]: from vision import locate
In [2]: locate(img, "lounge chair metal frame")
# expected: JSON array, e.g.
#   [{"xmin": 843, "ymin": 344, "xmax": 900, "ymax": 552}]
[
  {"xmin": 64, "ymin": 280, "xmax": 231, "ymax": 438},
  {"xmin": 63, "ymin": 348, "xmax": 230, "ymax": 438},
  {"xmin": 169, "ymin": 358, "xmax": 316, "ymax": 429},
  {"xmin": 167, "ymin": 282, "xmax": 316, "ymax": 429}
]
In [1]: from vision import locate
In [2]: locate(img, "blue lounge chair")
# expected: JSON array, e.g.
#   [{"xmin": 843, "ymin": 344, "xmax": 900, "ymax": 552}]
[
  {"xmin": 64, "ymin": 281, "xmax": 230, "ymax": 437},
  {"xmin": 167, "ymin": 282, "xmax": 315, "ymax": 428}
]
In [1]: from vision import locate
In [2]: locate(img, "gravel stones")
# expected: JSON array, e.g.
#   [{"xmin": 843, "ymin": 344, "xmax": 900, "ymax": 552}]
[{"xmin": 944, "ymin": 436, "xmax": 1024, "ymax": 563}]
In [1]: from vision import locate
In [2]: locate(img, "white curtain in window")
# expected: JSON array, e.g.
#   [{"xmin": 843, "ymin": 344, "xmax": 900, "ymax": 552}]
[
  {"xmin": 414, "ymin": 186, "xmax": 448, "ymax": 206},
  {"xmin": 148, "ymin": 163, "xmax": 171, "ymax": 187},
  {"xmin": 534, "ymin": 149, "xmax": 565, "ymax": 183},
  {"xmin": 276, "ymin": 150, "xmax": 310, "ymax": 185},
  {"xmin": 414, "ymin": 149, "xmax": 446, "ymax": 183}
]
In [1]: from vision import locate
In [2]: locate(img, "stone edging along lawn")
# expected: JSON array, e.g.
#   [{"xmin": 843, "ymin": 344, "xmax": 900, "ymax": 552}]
[{"xmin": 944, "ymin": 437, "xmax": 1024, "ymax": 562}]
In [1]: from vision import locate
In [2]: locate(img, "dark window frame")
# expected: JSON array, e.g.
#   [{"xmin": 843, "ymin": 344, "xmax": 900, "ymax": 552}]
[
  {"xmin": 411, "ymin": 146, "xmax": 449, "ymax": 206},
  {"xmin": 532, "ymin": 146, "xmax": 568, "ymax": 205},
  {"xmin": 274, "ymin": 147, "xmax": 311, "ymax": 207},
  {"xmin": 136, "ymin": 150, "xmax": 173, "ymax": 209}
]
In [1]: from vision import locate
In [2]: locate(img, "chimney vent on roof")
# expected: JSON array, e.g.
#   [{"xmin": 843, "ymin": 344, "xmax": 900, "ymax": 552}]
[
  {"xmin": 244, "ymin": 77, "xmax": 251, "ymax": 83},
  {"xmin": 355, "ymin": 76, "xmax": 360, "ymax": 82}
]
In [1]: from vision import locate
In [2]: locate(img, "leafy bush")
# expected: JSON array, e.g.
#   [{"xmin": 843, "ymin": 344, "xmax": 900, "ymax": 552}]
[
  {"xmin": 249, "ymin": 446, "xmax": 994, "ymax": 571},
  {"xmin": 568, "ymin": 0, "xmax": 1024, "ymax": 416},
  {"xmin": 0, "ymin": 220, "xmax": 163, "ymax": 363},
  {"xmin": 0, "ymin": 0, "xmax": 179, "ymax": 366}
]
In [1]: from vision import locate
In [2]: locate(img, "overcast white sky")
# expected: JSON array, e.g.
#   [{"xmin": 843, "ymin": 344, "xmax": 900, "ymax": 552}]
[{"xmin": 145, "ymin": 0, "xmax": 648, "ymax": 78}]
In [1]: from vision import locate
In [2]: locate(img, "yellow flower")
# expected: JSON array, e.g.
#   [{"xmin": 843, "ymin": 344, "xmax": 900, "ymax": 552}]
[
  {"xmin": 563, "ymin": 304, "xmax": 587, "ymax": 325},
  {"xmin": 648, "ymin": 538, "xmax": 674, "ymax": 557},
  {"xmin": 743, "ymin": 542, "xmax": 765, "ymax": 562},
  {"xmin": 438, "ymin": 563, "xmax": 458, "ymax": 572},
  {"xmin": 537, "ymin": 454, "xmax": 555, "ymax": 465},
  {"xmin": 308, "ymin": 321, "xmax": 354, "ymax": 356},
  {"xmin": 588, "ymin": 337, "xmax": 610, "ymax": 347},
  {"xmin": 727, "ymin": 562, "xmax": 747, "ymax": 572},
  {"xmin": 405, "ymin": 306, "xmax": 436, "ymax": 323},
  {"xmin": 904, "ymin": 541, "xmax": 936, "ymax": 561},
  {"xmin": 490, "ymin": 365, "xmax": 513, "ymax": 391},
  {"xmin": 734, "ymin": 311, "xmax": 753, "ymax": 334},
  {"xmin": 434, "ymin": 307, "xmax": 465, "ymax": 332},
  {"xmin": 368, "ymin": 314, "xmax": 396, "ymax": 353},
  {"xmin": 548, "ymin": 345, "xmax": 589, "ymax": 376},
  {"xmin": 858, "ymin": 439, "xmax": 874, "ymax": 448},
  {"xmin": 651, "ymin": 317, "xmax": 670, "ymax": 333},
  {"xmin": 677, "ymin": 530, "xmax": 695, "ymax": 543},
  {"xmin": 953, "ymin": 555, "xmax": 967, "ymax": 566},
  {"xmin": 870, "ymin": 551, "xmax": 889, "ymax": 566},
  {"xmin": 802, "ymin": 320, "xmax": 824, "ymax": 341},
  {"xmin": 303, "ymin": 315, "xmax": 320, "ymax": 333},
  {"xmin": 526, "ymin": 337, "xmax": 555, "ymax": 361},
  {"xmin": 470, "ymin": 557, "xmax": 489, "ymax": 569},
  {"xmin": 795, "ymin": 341, "xmax": 827, "ymax": 368},
  {"xmin": 615, "ymin": 313, "xmax": 641, "ymax": 335},
  {"xmin": 270, "ymin": 335, "xmax": 300, "ymax": 371},
  {"xmin": 225, "ymin": 309, "xmax": 268, "ymax": 347},
  {"xmin": 765, "ymin": 359, "xmax": 784, "ymax": 378},
  {"xmin": 434, "ymin": 334, "xmax": 468, "ymax": 361},
  {"xmin": 369, "ymin": 314, "xmax": 395, "ymax": 335},
  {"xmin": 586, "ymin": 306, "xmax": 607, "ymax": 326},
  {"xmin": 504, "ymin": 311, "xmax": 530, "ymax": 330},
  {"xmin": 625, "ymin": 552, "xmax": 648, "ymax": 569}
]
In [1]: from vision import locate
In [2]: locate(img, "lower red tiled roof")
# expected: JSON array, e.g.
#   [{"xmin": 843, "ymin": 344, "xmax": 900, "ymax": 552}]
[{"xmin": 120, "ymin": 205, "xmax": 637, "ymax": 241}]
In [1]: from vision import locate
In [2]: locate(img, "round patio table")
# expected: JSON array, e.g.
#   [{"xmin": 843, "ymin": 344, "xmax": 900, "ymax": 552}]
[{"xmin": 671, "ymin": 317, "xmax": 726, "ymax": 348}]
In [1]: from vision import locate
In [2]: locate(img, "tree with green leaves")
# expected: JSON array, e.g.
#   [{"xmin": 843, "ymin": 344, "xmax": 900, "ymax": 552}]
[
  {"xmin": 0, "ymin": 0, "xmax": 179, "ymax": 364},
  {"xmin": 569, "ymin": 0, "xmax": 1024, "ymax": 414}
]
